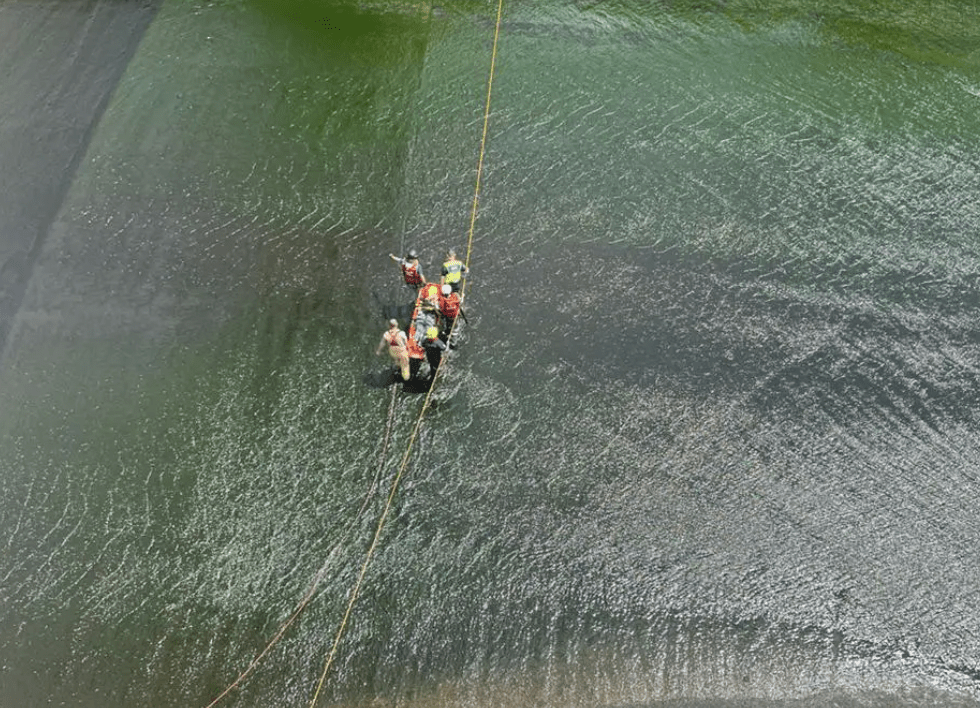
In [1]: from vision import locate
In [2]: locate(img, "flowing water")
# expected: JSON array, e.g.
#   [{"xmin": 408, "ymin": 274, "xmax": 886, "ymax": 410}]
[{"xmin": 2, "ymin": 0, "xmax": 980, "ymax": 706}]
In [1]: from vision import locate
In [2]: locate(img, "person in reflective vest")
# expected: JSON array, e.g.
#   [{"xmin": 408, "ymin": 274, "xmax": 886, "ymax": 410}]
[
  {"xmin": 375, "ymin": 319, "xmax": 410, "ymax": 381},
  {"xmin": 389, "ymin": 248, "xmax": 426, "ymax": 288},
  {"xmin": 440, "ymin": 249, "xmax": 468, "ymax": 293}
]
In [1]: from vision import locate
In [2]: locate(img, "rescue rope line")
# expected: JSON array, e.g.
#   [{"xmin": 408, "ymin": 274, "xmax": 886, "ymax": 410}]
[
  {"xmin": 203, "ymin": 384, "xmax": 400, "ymax": 708},
  {"xmin": 463, "ymin": 0, "xmax": 504, "ymax": 282},
  {"xmin": 307, "ymin": 2, "xmax": 504, "ymax": 705}
]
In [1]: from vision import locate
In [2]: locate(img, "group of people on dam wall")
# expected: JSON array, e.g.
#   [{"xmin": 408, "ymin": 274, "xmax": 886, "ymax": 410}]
[{"xmin": 375, "ymin": 248, "xmax": 468, "ymax": 383}]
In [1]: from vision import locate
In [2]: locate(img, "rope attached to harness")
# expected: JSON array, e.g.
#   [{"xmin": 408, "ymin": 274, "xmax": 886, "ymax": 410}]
[
  {"xmin": 204, "ymin": 3, "xmax": 504, "ymax": 704},
  {"xmin": 306, "ymin": 2, "xmax": 505, "ymax": 705}
]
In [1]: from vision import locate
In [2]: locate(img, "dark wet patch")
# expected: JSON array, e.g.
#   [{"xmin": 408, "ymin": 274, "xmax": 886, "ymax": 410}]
[{"xmin": 0, "ymin": 0, "xmax": 161, "ymax": 360}]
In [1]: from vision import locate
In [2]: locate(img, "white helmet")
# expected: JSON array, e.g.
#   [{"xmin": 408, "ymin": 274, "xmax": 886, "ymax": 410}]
[{"xmin": 441, "ymin": 284, "xmax": 451, "ymax": 295}]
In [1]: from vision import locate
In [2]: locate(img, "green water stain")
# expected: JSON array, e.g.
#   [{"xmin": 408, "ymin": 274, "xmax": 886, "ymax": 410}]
[{"xmin": 722, "ymin": 0, "xmax": 980, "ymax": 69}]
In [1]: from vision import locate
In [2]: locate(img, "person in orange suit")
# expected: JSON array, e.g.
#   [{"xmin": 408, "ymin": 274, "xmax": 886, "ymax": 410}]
[{"xmin": 375, "ymin": 319, "xmax": 410, "ymax": 382}]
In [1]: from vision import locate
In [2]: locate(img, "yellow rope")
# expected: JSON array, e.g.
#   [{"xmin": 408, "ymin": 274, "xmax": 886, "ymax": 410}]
[
  {"xmin": 203, "ymin": 385, "xmax": 400, "ymax": 708},
  {"xmin": 463, "ymin": 0, "xmax": 505, "ymax": 286},
  {"xmin": 307, "ymin": 2, "xmax": 504, "ymax": 706}
]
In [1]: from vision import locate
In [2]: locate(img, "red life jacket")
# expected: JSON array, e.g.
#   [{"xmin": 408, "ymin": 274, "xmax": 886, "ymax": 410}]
[
  {"xmin": 384, "ymin": 329, "xmax": 407, "ymax": 349},
  {"xmin": 401, "ymin": 260, "xmax": 423, "ymax": 286},
  {"xmin": 439, "ymin": 293, "xmax": 461, "ymax": 318},
  {"xmin": 420, "ymin": 283, "xmax": 440, "ymax": 307}
]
